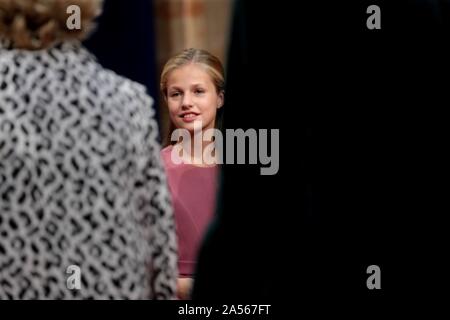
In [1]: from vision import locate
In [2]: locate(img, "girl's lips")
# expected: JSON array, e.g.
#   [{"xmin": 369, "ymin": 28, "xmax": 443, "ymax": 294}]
[{"xmin": 180, "ymin": 113, "xmax": 199, "ymax": 122}]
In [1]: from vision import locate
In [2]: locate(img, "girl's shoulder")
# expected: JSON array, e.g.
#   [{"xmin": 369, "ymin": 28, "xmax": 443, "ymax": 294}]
[{"xmin": 160, "ymin": 145, "xmax": 176, "ymax": 168}]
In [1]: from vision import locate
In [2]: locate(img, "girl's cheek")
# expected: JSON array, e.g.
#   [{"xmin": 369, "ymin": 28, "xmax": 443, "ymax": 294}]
[
  {"xmin": 168, "ymin": 104, "xmax": 178, "ymax": 114},
  {"xmin": 169, "ymin": 109, "xmax": 179, "ymax": 120}
]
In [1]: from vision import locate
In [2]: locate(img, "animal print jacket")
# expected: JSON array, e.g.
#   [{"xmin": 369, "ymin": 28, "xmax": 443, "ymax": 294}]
[{"xmin": 0, "ymin": 39, "xmax": 177, "ymax": 299}]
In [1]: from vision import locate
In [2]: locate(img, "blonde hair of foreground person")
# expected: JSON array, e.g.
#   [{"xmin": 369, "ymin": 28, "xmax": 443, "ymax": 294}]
[{"xmin": 0, "ymin": 0, "xmax": 103, "ymax": 50}]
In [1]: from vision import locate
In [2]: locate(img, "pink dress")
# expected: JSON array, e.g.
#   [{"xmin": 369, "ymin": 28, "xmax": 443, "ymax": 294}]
[{"xmin": 161, "ymin": 145, "xmax": 219, "ymax": 277}]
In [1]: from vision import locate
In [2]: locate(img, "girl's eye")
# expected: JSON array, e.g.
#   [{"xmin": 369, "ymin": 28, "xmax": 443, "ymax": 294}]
[
  {"xmin": 195, "ymin": 89, "xmax": 205, "ymax": 94},
  {"xmin": 170, "ymin": 92, "xmax": 180, "ymax": 97}
]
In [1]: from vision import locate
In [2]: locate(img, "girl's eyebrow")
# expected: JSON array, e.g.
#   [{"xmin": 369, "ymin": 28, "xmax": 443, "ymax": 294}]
[{"xmin": 168, "ymin": 83, "xmax": 205, "ymax": 91}]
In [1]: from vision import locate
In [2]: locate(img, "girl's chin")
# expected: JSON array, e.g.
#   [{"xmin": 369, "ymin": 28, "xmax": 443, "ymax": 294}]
[{"xmin": 176, "ymin": 121, "xmax": 206, "ymax": 132}]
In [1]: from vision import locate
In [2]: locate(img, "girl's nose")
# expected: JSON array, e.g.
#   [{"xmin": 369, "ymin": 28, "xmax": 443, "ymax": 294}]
[{"xmin": 181, "ymin": 92, "xmax": 193, "ymax": 109}]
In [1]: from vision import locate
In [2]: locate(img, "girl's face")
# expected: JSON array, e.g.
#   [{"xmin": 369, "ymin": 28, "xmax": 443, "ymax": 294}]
[{"xmin": 166, "ymin": 63, "xmax": 223, "ymax": 133}]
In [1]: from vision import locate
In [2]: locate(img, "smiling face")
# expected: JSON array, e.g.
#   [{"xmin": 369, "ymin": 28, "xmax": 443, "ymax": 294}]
[{"xmin": 166, "ymin": 63, "xmax": 224, "ymax": 133}]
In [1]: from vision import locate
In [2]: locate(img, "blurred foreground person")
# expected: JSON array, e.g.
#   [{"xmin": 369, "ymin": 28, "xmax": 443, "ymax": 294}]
[{"xmin": 0, "ymin": 0, "xmax": 177, "ymax": 299}]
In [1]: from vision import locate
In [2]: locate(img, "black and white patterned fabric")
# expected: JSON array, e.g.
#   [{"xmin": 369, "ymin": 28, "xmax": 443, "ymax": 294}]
[{"xmin": 0, "ymin": 39, "xmax": 177, "ymax": 299}]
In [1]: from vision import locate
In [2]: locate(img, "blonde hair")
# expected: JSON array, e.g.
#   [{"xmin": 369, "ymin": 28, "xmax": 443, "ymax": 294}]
[
  {"xmin": 160, "ymin": 48, "xmax": 225, "ymax": 146},
  {"xmin": 160, "ymin": 48, "xmax": 225, "ymax": 98},
  {"xmin": 0, "ymin": 0, "xmax": 103, "ymax": 50}
]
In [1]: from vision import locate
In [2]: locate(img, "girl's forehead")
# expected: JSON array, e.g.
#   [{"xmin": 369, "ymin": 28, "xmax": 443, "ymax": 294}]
[{"xmin": 168, "ymin": 64, "xmax": 212, "ymax": 84}]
